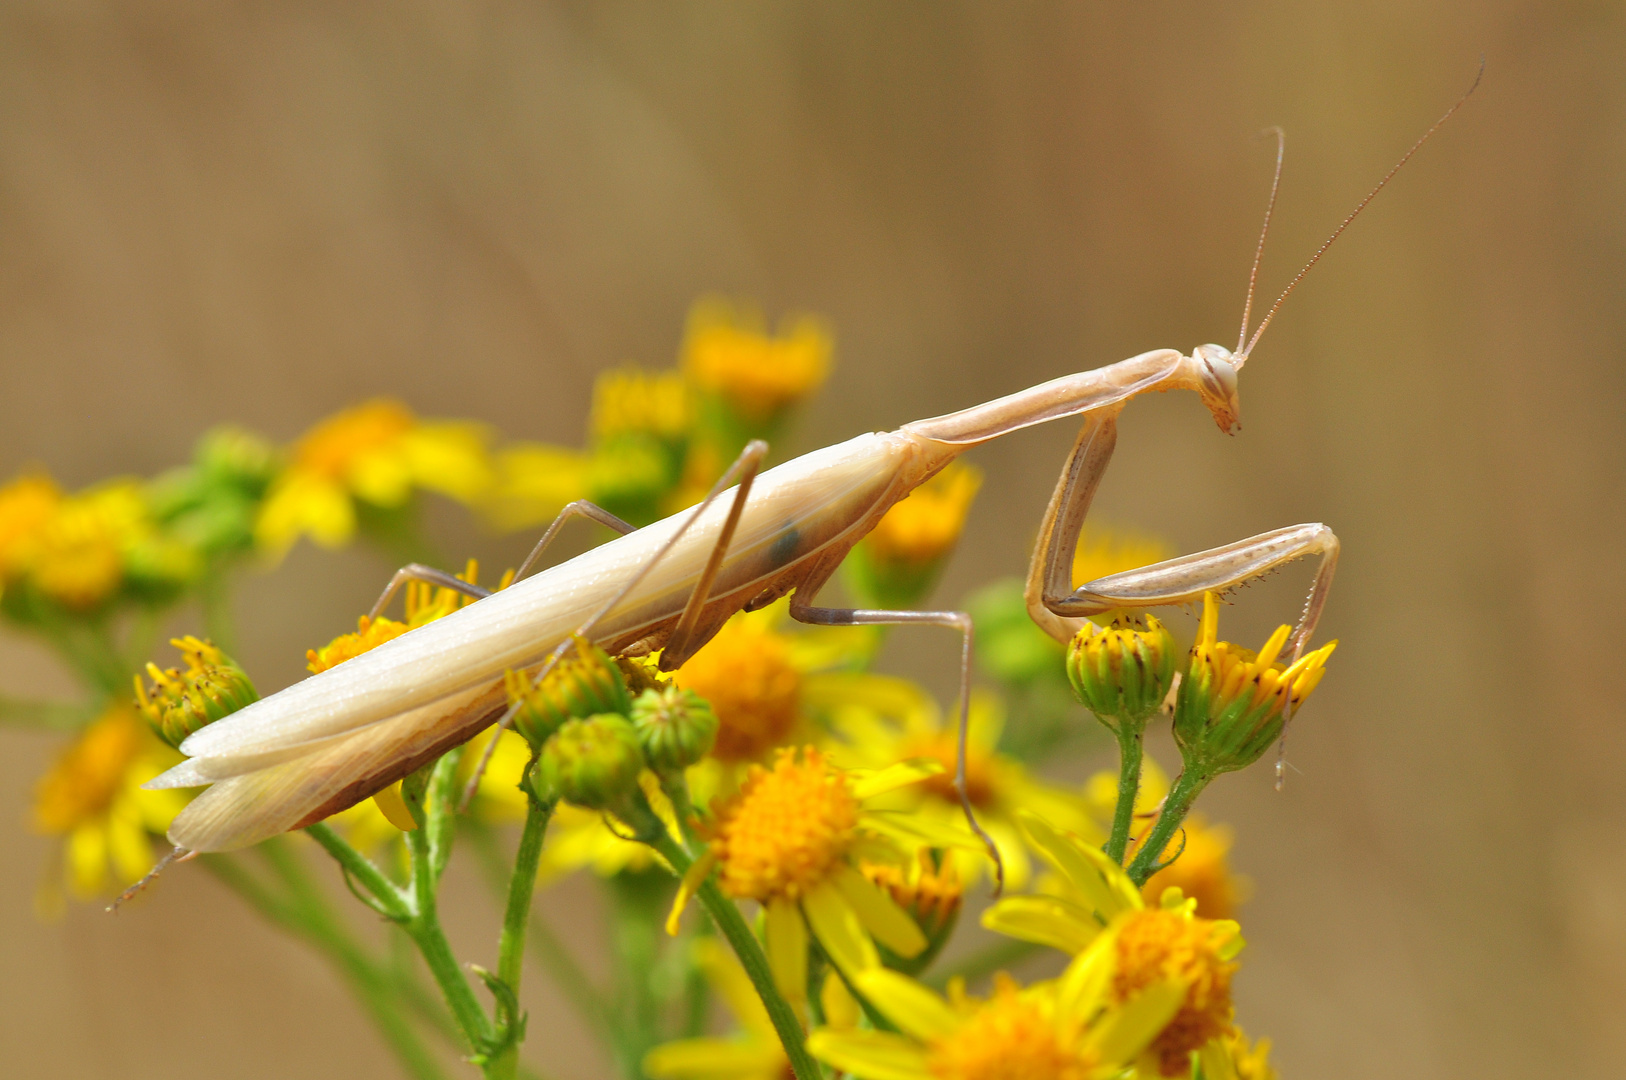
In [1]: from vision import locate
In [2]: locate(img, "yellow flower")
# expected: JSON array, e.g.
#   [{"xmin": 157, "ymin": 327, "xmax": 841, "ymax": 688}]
[
  {"xmin": 0, "ymin": 472, "xmax": 62, "ymax": 580},
  {"xmin": 821, "ymin": 675, "xmax": 1097, "ymax": 889},
  {"xmin": 1193, "ymin": 1026, "xmax": 1278, "ymax": 1080},
  {"xmin": 32, "ymin": 705, "xmax": 189, "ymax": 910},
  {"xmin": 669, "ymin": 747, "xmax": 973, "ymax": 1005},
  {"xmin": 476, "ymin": 441, "xmax": 590, "ymax": 534},
  {"xmin": 864, "ymin": 462, "xmax": 982, "ymax": 569},
  {"xmin": 1173, "ymin": 592, "xmax": 1337, "ymax": 775},
  {"xmin": 673, "ymin": 613, "xmax": 804, "ymax": 763},
  {"xmin": 134, "ymin": 636, "xmax": 259, "ymax": 749},
  {"xmin": 27, "ymin": 481, "xmax": 150, "ymax": 609},
  {"xmin": 681, "ymin": 297, "xmax": 831, "ymax": 424},
  {"xmin": 255, "ymin": 400, "xmax": 495, "ymax": 556},
  {"xmin": 591, "ymin": 366, "xmax": 691, "ymax": 444},
  {"xmin": 982, "ymin": 812, "xmax": 1245, "ymax": 1078},
  {"xmin": 808, "ymin": 960, "xmax": 1186, "ymax": 1080},
  {"xmin": 643, "ymin": 936, "xmax": 858, "ymax": 1080}
]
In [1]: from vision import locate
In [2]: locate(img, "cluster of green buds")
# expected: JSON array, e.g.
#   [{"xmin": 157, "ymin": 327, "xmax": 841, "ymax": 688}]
[
  {"xmin": 134, "ymin": 635, "xmax": 259, "ymax": 749},
  {"xmin": 506, "ymin": 638, "xmax": 718, "ymax": 816},
  {"xmin": 1066, "ymin": 613, "xmax": 1178, "ymax": 737},
  {"xmin": 1172, "ymin": 593, "xmax": 1337, "ymax": 777}
]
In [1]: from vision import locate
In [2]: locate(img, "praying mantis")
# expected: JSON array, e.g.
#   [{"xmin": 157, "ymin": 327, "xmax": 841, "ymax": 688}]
[{"xmin": 144, "ymin": 71, "xmax": 1479, "ymax": 893}]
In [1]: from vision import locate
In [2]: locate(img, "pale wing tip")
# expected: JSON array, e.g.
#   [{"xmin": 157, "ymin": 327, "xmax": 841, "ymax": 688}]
[{"xmin": 145, "ymin": 758, "xmax": 213, "ymax": 790}]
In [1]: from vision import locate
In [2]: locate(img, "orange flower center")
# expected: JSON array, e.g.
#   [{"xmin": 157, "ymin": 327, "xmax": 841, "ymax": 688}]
[
  {"xmin": 904, "ymin": 733, "xmax": 997, "ymax": 809},
  {"xmin": 927, "ymin": 978, "xmax": 1092, "ymax": 1080},
  {"xmin": 1112, "ymin": 909, "xmax": 1236, "ymax": 1076},
  {"xmin": 34, "ymin": 709, "xmax": 144, "ymax": 832},
  {"xmin": 710, "ymin": 747, "xmax": 857, "ymax": 902},
  {"xmin": 674, "ymin": 619, "xmax": 801, "ymax": 762}
]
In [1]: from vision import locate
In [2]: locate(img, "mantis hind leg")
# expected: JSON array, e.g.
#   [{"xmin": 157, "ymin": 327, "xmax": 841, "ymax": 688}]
[{"xmin": 785, "ymin": 582, "xmax": 1004, "ymax": 895}]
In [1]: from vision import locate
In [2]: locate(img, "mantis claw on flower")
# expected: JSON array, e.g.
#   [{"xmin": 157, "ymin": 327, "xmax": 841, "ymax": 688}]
[{"xmin": 140, "ymin": 68, "xmax": 1479, "ymax": 904}]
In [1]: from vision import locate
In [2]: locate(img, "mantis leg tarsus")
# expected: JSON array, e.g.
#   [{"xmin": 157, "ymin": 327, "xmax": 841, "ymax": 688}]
[{"xmin": 367, "ymin": 564, "xmax": 494, "ymax": 622}]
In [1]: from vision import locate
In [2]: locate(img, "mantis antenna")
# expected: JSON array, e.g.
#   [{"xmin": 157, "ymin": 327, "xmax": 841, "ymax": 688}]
[{"xmin": 1233, "ymin": 57, "xmax": 1485, "ymax": 369}]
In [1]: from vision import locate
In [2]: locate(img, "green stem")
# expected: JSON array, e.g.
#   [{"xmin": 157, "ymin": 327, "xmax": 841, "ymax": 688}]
[
  {"xmin": 198, "ymin": 567, "xmax": 238, "ymax": 656},
  {"xmin": 201, "ymin": 852, "xmax": 450, "ymax": 1080},
  {"xmin": 0, "ymin": 695, "xmax": 95, "ymax": 731},
  {"xmin": 646, "ymin": 831, "xmax": 822, "ymax": 1080},
  {"xmin": 1105, "ymin": 731, "xmax": 1144, "ymax": 865},
  {"xmin": 465, "ymin": 822, "xmax": 615, "ymax": 1050},
  {"xmin": 306, "ymin": 822, "xmax": 411, "ymax": 920},
  {"xmin": 1124, "ymin": 767, "xmax": 1213, "ymax": 886},
  {"xmin": 404, "ymin": 760, "xmax": 495, "ymax": 1056},
  {"xmin": 486, "ymin": 793, "xmax": 555, "ymax": 1080}
]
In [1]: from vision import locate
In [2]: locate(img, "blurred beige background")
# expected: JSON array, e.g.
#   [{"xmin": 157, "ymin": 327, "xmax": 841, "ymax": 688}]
[{"xmin": 1, "ymin": 2, "xmax": 1621, "ymax": 1077}]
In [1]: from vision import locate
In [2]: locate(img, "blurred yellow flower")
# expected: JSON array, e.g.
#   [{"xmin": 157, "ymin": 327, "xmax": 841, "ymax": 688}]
[
  {"xmin": 673, "ymin": 613, "xmax": 805, "ymax": 763},
  {"xmin": 32, "ymin": 705, "xmax": 188, "ymax": 910},
  {"xmin": 1072, "ymin": 527, "xmax": 1171, "ymax": 593},
  {"xmin": 256, "ymin": 400, "xmax": 494, "ymax": 555},
  {"xmin": 591, "ymin": 366, "xmax": 691, "ymax": 443},
  {"xmin": 682, "ymin": 297, "xmax": 831, "ymax": 424},
  {"xmin": 865, "ymin": 462, "xmax": 982, "ymax": 569},
  {"xmin": 479, "ymin": 442, "xmax": 590, "ymax": 534},
  {"xmin": 0, "ymin": 472, "xmax": 62, "ymax": 580},
  {"xmin": 821, "ymin": 675, "xmax": 1096, "ymax": 889}
]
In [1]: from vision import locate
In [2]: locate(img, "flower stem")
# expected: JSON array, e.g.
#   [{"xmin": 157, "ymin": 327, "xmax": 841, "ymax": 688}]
[
  {"xmin": 1124, "ymin": 766, "xmax": 1212, "ymax": 886},
  {"xmin": 1105, "ymin": 730, "xmax": 1144, "ymax": 865},
  {"xmin": 485, "ymin": 791, "xmax": 555, "ymax": 1080},
  {"xmin": 305, "ymin": 821, "xmax": 410, "ymax": 920},
  {"xmin": 464, "ymin": 822, "xmax": 615, "ymax": 1050},
  {"xmin": 645, "ymin": 830, "xmax": 822, "ymax": 1080}
]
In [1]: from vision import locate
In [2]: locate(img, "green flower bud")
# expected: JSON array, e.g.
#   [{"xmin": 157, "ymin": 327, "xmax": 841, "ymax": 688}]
[
  {"xmin": 1066, "ymin": 614, "xmax": 1177, "ymax": 734},
  {"xmin": 134, "ymin": 636, "xmax": 259, "ymax": 749},
  {"xmin": 630, "ymin": 686, "xmax": 718, "ymax": 774},
  {"xmin": 505, "ymin": 637, "xmax": 632, "ymax": 748},
  {"xmin": 536, "ymin": 714, "xmax": 645, "ymax": 811},
  {"xmin": 1172, "ymin": 592, "xmax": 1337, "ymax": 775},
  {"xmin": 196, "ymin": 425, "xmax": 279, "ymax": 492}
]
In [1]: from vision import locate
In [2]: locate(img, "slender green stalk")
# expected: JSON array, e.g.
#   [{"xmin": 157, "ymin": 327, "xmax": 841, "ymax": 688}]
[
  {"xmin": 201, "ymin": 851, "xmax": 450, "ymax": 1080},
  {"xmin": 465, "ymin": 822, "xmax": 615, "ymax": 1049},
  {"xmin": 1124, "ymin": 767, "xmax": 1212, "ymax": 885},
  {"xmin": 306, "ymin": 822, "xmax": 410, "ymax": 920},
  {"xmin": 1105, "ymin": 731, "xmax": 1145, "ymax": 865},
  {"xmin": 404, "ymin": 756, "xmax": 495, "ymax": 1055},
  {"xmin": 645, "ymin": 831, "xmax": 822, "ymax": 1080},
  {"xmin": 0, "ymin": 695, "xmax": 94, "ymax": 731},
  {"xmin": 197, "ymin": 566, "xmax": 237, "ymax": 655},
  {"xmin": 486, "ymin": 792, "xmax": 555, "ymax": 1080}
]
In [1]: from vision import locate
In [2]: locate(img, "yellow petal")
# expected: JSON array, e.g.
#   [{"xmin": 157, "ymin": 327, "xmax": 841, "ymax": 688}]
[
  {"xmin": 371, "ymin": 781, "xmax": 419, "ymax": 831},
  {"xmin": 766, "ymin": 897, "xmax": 808, "ymax": 1008},
  {"xmin": 852, "ymin": 969, "xmax": 958, "ymax": 1041},
  {"xmin": 666, "ymin": 846, "xmax": 718, "ymax": 936},
  {"xmin": 66, "ymin": 822, "xmax": 108, "ymax": 898},
  {"xmin": 693, "ymin": 938, "xmax": 774, "ymax": 1040},
  {"xmin": 106, "ymin": 807, "xmax": 152, "ymax": 886},
  {"xmin": 1056, "ymin": 924, "xmax": 1119, "ymax": 1017},
  {"xmin": 851, "ymin": 758, "xmax": 942, "ymax": 802},
  {"xmin": 820, "ymin": 971, "xmax": 861, "ymax": 1031},
  {"xmin": 1086, "ymin": 979, "xmax": 1188, "ymax": 1067},
  {"xmin": 1017, "ymin": 810, "xmax": 1139, "ymax": 919},
  {"xmin": 1199, "ymin": 1040, "xmax": 1239, "ymax": 1080},
  {"xmin": 862, "ymin": 809, "xmax": 979, "ymax": 850},
  {"xmin": 980, "ymin": 895, "xmax": 1101, "ymax": 954},
  {"xmin": 834, "ymin": 866, "xmax": 927, "ymax": 959},
  {"xmin": 805, "ymin": 1030, "xmax": 931, "ymax": 1080},
  {"xmin": 642, "ymin": 1037, "xmax": 784, "ymax": 1080},
  {"xmin": 1213, "ymin": 919, "xmax": 1246, "ymax": 961},
  {"xmin": 802, "ymin": 880, "xmax": 878, "ymax": 976}
]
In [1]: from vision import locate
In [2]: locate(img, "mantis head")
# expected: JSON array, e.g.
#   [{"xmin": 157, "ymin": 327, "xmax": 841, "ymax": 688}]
[{"xmin": 1192, "ymin": 343, "xmax": 1241, "ymax": 434}]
